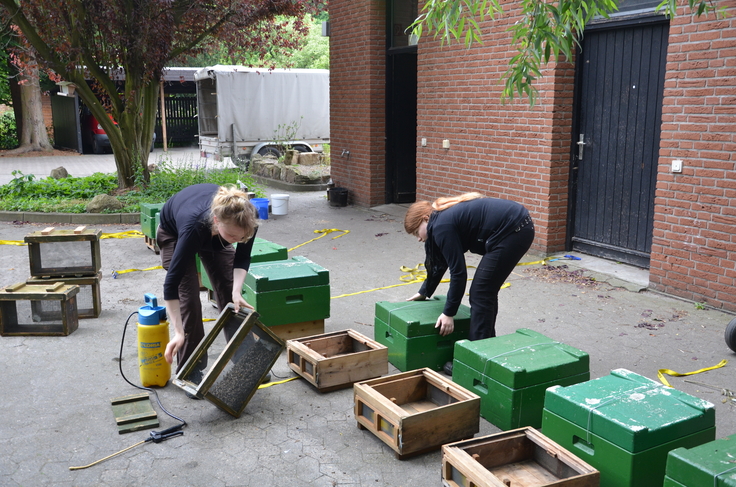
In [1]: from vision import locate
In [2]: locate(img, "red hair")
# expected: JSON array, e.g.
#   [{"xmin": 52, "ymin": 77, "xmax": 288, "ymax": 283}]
[{"xmin": 404, "ymin": 192, "xmax": 483, "ymax": 234}]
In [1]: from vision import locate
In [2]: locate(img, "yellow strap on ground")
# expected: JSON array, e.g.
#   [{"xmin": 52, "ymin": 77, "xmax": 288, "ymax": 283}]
[
  {"xmin": 516, "ymin": 257, "xmax": 553, "ymax": 266},
  {"xmin": 288, "ymin": 228, "xmax": 350, "ymax": 252},
  {"xmin": 658, "ymin": 359, "xmax": 728, "ymax": 387},
  {"xmin": 111, "ymin": 266, "xmax": 163, "ymax": 278},
  {"xmin": 0, "ymin": 240, "xmax": 26, "ymax": 246},
  {"xmin": 258, "ymin": 376, "xmax": 299, "ymax": 389},
  {"xmin": 101, "ymin": 230, "xmax": 144, "ymax": 239}
]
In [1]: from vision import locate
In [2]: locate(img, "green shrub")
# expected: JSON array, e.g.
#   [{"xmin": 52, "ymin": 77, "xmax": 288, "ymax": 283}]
[{"xmin": 0, "ymin": 111, "xmax": 18, "ymax": 150}]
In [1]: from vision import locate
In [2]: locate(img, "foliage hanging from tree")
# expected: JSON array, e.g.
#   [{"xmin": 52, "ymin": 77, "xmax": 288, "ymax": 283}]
[
  {"xmin": 411, "ymin": 0, "xmax": 721, "ymax": 106},
  {"xmin": 0, "ymin": 0, "xmax": 326, "ymax": 188}
]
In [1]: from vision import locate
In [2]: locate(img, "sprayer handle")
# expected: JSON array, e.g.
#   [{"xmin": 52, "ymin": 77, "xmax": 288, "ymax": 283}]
[{"xmin": 144, "ymin": 293, "xmax": 158, "ymax": 308}]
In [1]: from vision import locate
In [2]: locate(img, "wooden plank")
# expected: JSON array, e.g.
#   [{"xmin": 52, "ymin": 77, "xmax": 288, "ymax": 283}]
[
  {"xmin": 41, "ymin": 227, "xmax": 55, "ymax": 235},
  {"xmin": 110, "ymin": 393, "xmax": 159, "ymax": 434},
  {"xmin": 73, "ymin": 225, "xmax": 87, "ymax": 234}
]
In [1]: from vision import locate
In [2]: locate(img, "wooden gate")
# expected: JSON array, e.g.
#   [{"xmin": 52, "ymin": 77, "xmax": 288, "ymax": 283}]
[{"xmin": 568, "ymin": 19, "xmax": 669, "ymax": 268}]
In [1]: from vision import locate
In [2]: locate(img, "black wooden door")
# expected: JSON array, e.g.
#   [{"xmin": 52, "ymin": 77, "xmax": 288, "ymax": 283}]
[
  {"xmin": 569, "ymin": 20, "xmax": 669, "ymax": 268},
  {"xmin": 386, "ymin": 50, "xmax": 417, "ymax": 203}
]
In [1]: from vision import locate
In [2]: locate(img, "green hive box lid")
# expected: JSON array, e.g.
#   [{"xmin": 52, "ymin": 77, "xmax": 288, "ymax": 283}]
[
  {"xmin": 453, "ymin": 328, "xmax": 589, "ymax": 389},
  {"xmin": 245, "ymin": 256, "xmax": 329, "ymax": 292},
  {"xmin": 666, "ymin": 434, "xmax": 736, "ymax": 487},
  {"xmin": 374, "ymin": 296, "xmax": 470, "ymax": 337},
  {"xmin": 250, "ymin": 238, "xmax": 288, "ymax": 263},
  {"xmin": 544, "ymin": 368, "xmax": 715, "ymax": 453}
]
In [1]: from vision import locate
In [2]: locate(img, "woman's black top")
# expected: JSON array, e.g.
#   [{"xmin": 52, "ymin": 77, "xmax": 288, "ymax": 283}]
[
  {"xmin": 419, "ymin": 197, "xmax": 529, "ymax": 317},
  {"xmin": 159, "ymin": 183, "xmax": 257, "ymax": 301}
]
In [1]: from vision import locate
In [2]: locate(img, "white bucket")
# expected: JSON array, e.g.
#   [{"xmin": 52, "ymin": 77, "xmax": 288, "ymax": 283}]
[{"xmin": 271, "ymin": 194, "xmax": 290, "ymax": 215}]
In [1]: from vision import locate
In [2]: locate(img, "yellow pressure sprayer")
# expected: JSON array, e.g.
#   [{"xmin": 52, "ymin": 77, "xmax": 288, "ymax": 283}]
[{"xmin": 137, "ymin": 293, "xmax": 170, "ymax": 387}]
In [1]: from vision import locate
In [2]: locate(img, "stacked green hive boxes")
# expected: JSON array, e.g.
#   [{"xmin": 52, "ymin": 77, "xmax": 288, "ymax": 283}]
[
  {"xmin": 452, "ymin": 328, "xmax": 589, "ymax": 431},
  {"xmin": 374, "ymin": 297, "xmax": 470, "ymax": 372},
  {"xmin": 243, "ymin": 255, "xmax": 329, "ymax": 329},
  {"xmin": 140, "ymin": 203, "xmax": 164, "ymax": 238},
  {"xmin": 542, "ymin": 368, "xmax": 716, "ymax": 487},
  {"xmin": 664, "ymin": 434, "xmax": 736, "ymax": 487},
  {"xmin": 199, "ymin": 238, "xmax": 288, "ymax": 292}
]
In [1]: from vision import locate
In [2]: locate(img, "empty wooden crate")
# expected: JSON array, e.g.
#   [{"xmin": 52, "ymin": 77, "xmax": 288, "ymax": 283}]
[
  {"xmin": 25, "ymin": 226, "xmax": 102, "ymax": 277},
  {"xmin": 0, "ymin": 282, "xmax": 80, "ymax": 336},
  {"xmin": 27, "ymin": 271, "xmax": 102, "ymax": 319},
  {"xmin": 354, "ymin": 368, "xmax": 480, "ymax": 459},
  {"xmin": 442, "ymin": 427, "xmax": 600, "ymax": 487},
  {"xmin": 287, "ymin": 329, "xmax": 388, "ymax": 392}
]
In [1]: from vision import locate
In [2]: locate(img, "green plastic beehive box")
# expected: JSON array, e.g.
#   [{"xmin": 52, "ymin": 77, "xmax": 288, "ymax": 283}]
[
  {"xmin": 452, "ymin": 328, "xmax": 589, "ymax": 430},
  {"xmin": 663, "ymin": 434, "xmax": 736, "ymax": 487},
  {"xmin": 542, "ymin": 368, "xmax": 716, "ymax": 487},
  {"xmin": 140, "ymin": 214, "xmax": 157, "ymax": 238},
  {"xmin": 199, "ymin": 238, "xmax": 288, "ymax": 291},
  {"xmin": 243, "ymin": 256, "xmax": 329, "ymax": 327},
  {"xmin": 140, "ymin": 202, "xmax": 165, "ymax": 218},
  {"xmin": 373, "ymin": 297, "xmax": 470, "ymax": 372}
]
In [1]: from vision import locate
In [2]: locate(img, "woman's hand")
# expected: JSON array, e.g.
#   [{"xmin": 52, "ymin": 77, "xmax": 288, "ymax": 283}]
[
  {"xmin": 406, "ymin": 293, "xmax": 427, "ymax": 302},
  {"xmin": 435, "ymin": 313, "xmax": 454, "ymax": 336},
  {"xmin": 232, "ymin": 293, "xmax": 254, "ymax": 313},
  {"xmin": 164, "ymin": 330, "xmax": 185, "ymax": 364}
]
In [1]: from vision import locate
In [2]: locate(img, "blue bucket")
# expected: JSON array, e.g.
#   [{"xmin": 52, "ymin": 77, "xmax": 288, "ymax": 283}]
[{"xmin": 251, "ymin": 198, "xmax": 269, "ymax": 220}]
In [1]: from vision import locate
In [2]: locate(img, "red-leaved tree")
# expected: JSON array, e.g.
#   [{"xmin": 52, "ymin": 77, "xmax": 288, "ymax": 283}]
[{"xmin": 0, "ymin": 0, "xmax": 325, "ymax": 188}]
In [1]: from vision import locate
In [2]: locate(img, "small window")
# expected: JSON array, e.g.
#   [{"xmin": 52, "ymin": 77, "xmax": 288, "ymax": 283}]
[{"xmin": 390, "ymin": 0, "xmax": 419, "ymax": 48}]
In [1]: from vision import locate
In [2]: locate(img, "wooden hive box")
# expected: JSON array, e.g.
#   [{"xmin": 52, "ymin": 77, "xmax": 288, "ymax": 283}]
[
  {"xmin": 0, "ymin": 282, "xmax": 80, "ymax": 336},
  {"xmin": 442, "ymin": 427, "xmax": 600, "ymax": 487},
  {"xmin": 173, "ymin": 304, "xmax": 284, "ymax": 418},
  {"xmin": 374, "ymin": 296, "xmax": 470, "ymax": 372},
  {"xmin": 27, "ymin": 271, "xmax": 102, "ymax": 319},
  {"xmin": 25, "ymin": 226, "xmax": 102, "ymax": 277},
  {"xmin": 452, "ymin": 329, "xmax": 589, "ymax": 431},
  {"xmin": 286, "ymin": 329, "xmax": 388, "ymax": 392},
  {"xmin": 354, "ymin": 368, "xmax": 480, "ymax": 459},
  {"xmin": 664, "ymin": 434, "xmax": 736, "ymax": 487},
  {"xmin": 542, "ymin": 368, "xmax": 716, "ymax": 487}
]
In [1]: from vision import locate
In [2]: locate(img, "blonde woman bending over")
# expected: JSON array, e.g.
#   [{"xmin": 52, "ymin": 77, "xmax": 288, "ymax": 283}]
[{"xmin": 157, "ymin": 184, "xmax": 259, "ymax": 385}]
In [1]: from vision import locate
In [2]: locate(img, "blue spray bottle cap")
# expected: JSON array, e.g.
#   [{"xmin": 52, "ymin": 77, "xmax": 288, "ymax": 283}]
[{"xmin": 139, "ymin": 293, "xmax": 167, "ymax": 325}]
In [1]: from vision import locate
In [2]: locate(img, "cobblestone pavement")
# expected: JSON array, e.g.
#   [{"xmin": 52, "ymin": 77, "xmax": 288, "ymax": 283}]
[{"xmin": 0, "ymin": 165, "xmax": 734, "ymax": 486}]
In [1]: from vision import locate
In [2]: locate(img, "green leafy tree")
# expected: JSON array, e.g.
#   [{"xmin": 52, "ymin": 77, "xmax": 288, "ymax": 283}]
[
  {"xmin": 0, "ymin": 0, "xmax": 325, "ymax": 188},
  {"xmin": 412, "ymin": 0, "xmax": 721, "ymax": 106}
]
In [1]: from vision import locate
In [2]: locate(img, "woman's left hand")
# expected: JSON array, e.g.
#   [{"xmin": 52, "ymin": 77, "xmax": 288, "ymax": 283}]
[
  {"xmin": 232, "ymin": 293, "xmax": 254, "ymax": 313},
  {"xmin": 435, "ymin": 313, "xmax": 454, "ymax": 336}
]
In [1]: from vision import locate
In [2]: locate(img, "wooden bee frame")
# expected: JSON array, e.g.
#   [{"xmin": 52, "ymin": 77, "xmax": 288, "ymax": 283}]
[
  {"xmin": 173, "ymin": 304, "xmax": 285, "ymax": 418},
  {"xmin": 25, "ymin": 226, "xmax": 102, "ymax": 277},
  {"xmin": 0, "ymin": 282, "xmax": 80, "ymax": 336}
]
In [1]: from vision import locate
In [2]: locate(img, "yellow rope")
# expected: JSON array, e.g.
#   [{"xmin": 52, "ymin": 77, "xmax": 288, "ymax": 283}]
[
  {"xmin": 101, "ymin": 230, "xmax": 144, "ymax": 239},
  {"xmin": 288, "ymin": 229, "xmax": 350, "ymax": 252},
  {"xmin": 658, "ymin": 359, "xmax": 728, "ymax": 387}
]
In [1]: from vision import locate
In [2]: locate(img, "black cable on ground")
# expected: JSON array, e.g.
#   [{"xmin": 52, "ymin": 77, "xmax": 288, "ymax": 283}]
[{"xmin": 119, "ymin": 311, "xmax": 187, "ymax": 428}]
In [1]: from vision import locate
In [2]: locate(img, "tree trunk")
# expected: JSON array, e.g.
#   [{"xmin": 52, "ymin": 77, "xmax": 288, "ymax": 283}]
[{"xmin": 7, "ymin": 56, "xmax": 53, "ymax": 155}]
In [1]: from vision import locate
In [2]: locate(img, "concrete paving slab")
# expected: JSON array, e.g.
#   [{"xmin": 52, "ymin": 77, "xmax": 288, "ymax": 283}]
[{"xmin": 0, "ymin": 167, "xmax": 733, "ymax": 486}]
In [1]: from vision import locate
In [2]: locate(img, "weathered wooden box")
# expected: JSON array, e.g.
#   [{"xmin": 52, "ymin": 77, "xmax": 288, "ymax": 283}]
[
  {"xmin": 27, "ymin": 271, "xmax": 102, "ymax": 319},
  {"xmin": 442, "ymin": 427, "xmax": 600, "ymax": 487},
  {"xmin": 287, "ymin": 329, "xmax": 388, "ymax": 392},
  {"xmin": 374, "ymin": 296, "xmax": 470, "ymax": 372},
  {"xmin": 354, "ymin": 367, "xmax": 480, "ymax": 459},
  {"xmin": 173, "ymin": 304, "xmax": 284, "ymax": 418},
  {"xmin": 663, "ymin": 434, "xmax": 736, "ymax": 487},
  {"xmin": 542, "ymin": 368, "xmax": 716, "ymax": 487},
  {"xmin": 25, "ymin": 226, "xmax": 102, "ymax": 277},
  {"xmin": 452, "ymin": 328, "xmax": 590, "ymax": 430},
  {"xmin": 0, "ymin": 282, "xmax": 80, "ymax": 336},
  {"xmin": 243, "ymin": 256, "xmax": 330, "ymax": 332}
]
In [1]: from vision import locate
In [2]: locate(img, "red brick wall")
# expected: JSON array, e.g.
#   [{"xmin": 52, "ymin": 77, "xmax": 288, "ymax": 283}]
[
  {"xmin": 329, "ymin": 0, "xmax": 387, "ymax": 207},
  {"xmin": 650, "ymin": 2, "xmax": 736, "ymax": 312},
  {"xmin": 414, "ymin": 2, "xmax": 575, "ymax": 254}
]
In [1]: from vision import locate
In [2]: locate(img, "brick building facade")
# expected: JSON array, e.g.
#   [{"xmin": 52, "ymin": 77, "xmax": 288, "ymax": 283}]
[{"xmin": 329, "ymin": 0, "xmax": 736, "ymax": 312}]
